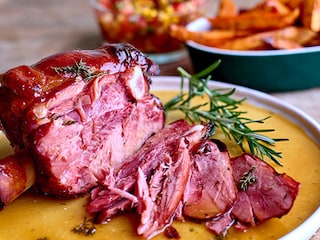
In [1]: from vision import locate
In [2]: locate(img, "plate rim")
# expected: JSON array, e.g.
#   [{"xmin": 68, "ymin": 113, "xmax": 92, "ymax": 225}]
[
  {"xmin": 151, "ymin": 75, "xmax": 320, "ymax": 240},
  {"xmin": 151, "ymin": 76, "xmax": 320, "ymax": 145}
]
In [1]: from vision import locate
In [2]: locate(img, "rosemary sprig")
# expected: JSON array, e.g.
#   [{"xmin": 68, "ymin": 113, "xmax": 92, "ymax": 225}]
[
  {"xmin": 53, "ymin": 59, "xmax": 103, "ymax": 82},
  {"xmin": 164, "ymin": 61, "xmax": 287, "ymax": 166}
]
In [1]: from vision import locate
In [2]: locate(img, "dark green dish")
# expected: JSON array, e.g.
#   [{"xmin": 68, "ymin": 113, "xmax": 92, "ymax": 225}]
[{"xmin": 186, "ymin": 18, "xmax": 320, "ymax": 92}]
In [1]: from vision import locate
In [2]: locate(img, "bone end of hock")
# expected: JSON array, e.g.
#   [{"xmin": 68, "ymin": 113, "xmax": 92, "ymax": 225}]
[{"xmin": 0, "ymin": 152, "xmax": 36, "ymax": 209}]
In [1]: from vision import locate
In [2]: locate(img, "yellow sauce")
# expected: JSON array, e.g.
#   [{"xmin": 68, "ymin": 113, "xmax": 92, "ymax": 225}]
[{"xmin": 0, "ymin": 90, "xmax": 319, "ymax": 240}]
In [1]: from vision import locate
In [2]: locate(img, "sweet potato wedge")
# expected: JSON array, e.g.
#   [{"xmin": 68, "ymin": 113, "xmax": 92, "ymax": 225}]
[
  {"xmin": 216, "ymin": 0, "xmax": 238, "ymax": 17},
  {"xmin": 250, "ymin": 0, "xmax": 291, "ymax": 15},
  {"xmin": 215, "ymin": 26, "xmax": 317, "ymax": 50},
  {"xmin": 301, "ymin": 0, "xmax": 320, "ymax": 32},
  {"xmin": 263, "ymin": 37, "xmax": 302, "ymax": 49},
  {"xmin": 208, "ymin": 8, "xmax": 300, "ymax": 31},
  {"xmin": 169, "ymin": 0, "xmax": 320, "ymax": 50},
  {"xmin": 170, "ymin": 24, "xmax": 251, "ymax": 47}
]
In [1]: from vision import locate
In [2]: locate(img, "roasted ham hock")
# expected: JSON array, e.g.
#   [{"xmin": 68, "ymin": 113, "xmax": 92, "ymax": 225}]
[{"xmin": 0, "ymin": 43, "xmax": 164, "ymax": 206}]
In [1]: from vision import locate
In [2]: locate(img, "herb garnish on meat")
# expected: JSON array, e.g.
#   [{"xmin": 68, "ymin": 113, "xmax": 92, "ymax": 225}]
[
  {"xmin": 52, "ymin": 59, "xmax": 103, "ymax": 82},
  {"xmin": 239, "ymin": 166, "xmax": 257, "ymax": 191},
  {"xmin": 164, "ymin": 61, "xmax": 287, "ymax": 166}
]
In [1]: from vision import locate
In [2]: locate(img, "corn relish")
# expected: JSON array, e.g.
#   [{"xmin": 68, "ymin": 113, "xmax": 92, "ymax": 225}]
[{"xmin": 94, "ymin": 0, "xmax": 206, "ymax": 53}]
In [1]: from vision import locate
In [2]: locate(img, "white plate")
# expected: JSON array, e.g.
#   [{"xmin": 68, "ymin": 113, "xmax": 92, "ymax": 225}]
[
  {"xmin": 0, "ymin": 76, "xmax": 319, "ymax": 240},
  {"xmin": 151, "ymin": 76, "xmax": 320, "ymax": 240}
]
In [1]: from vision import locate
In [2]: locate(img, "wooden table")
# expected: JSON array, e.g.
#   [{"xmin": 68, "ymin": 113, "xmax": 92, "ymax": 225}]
[{"xmin": 0, "ymin": 0, "xmax": 319, "ymax": 239}]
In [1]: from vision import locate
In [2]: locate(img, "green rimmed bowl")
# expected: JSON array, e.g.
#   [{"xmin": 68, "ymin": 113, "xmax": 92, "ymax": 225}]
[{"xmin": 186, "ymin": 18, "xmax": 320, "ymax": 92}]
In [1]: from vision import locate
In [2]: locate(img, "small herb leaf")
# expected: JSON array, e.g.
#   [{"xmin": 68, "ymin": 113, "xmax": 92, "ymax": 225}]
[
  {"xmin": 239, "ymin": 166, "xmax": 257, "ymax": 191},
  {"xmin": 72, "ymin": 217, "xmax": 96, "ymax": 236}
]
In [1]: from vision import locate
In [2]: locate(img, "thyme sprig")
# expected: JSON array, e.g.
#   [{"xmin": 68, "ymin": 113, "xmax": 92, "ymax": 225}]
[
  {"xmin": 53, "ymin": 59, "xmax": 103, "ymax": 82},
  {"xmin": 164, "ymin": 61, "xmax": 287, "ymax": 166},
  {"xmin": 239, "ymin": 167, "xmax": 257, "ymax": 191},
  {"xmin": 72, "ymin": 217, "xmax": 96, "ymax": 236}
]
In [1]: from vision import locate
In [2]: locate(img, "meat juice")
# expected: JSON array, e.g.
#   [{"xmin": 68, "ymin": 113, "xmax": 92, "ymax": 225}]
[{"xmin": 0, "ymin": 90, "xmax": 319, "ymax": 240}]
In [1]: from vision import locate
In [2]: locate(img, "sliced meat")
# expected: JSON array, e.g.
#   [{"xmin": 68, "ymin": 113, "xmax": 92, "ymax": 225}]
[
  {"xmin": 183, "ymin": 139, "xmax": 238, "ymax": 219},
  {"xmin": 179, "ymin": 150, "xmax": 299, "ymax": 237},
  {"xmin": 231, "ymin": 190, "xmax": 255, "ymax": 225},
  {"xmin": 87, "ymin": 120, "xmax": 192, "ymax": 219},
  {"xmin": 0, "ymin": 43, "xmax": 164, "ymax": 202},
  {"xmin": 136, "ymin": 123, "xmax": 213, "ymax": 239},
  {"xmin": 87, "ymin": 120, "xmax": 211, "ymax": 224},
  {"xmin": 231, "ymin": 153, "xmax": 300, "ymax": 225},
  {"xmin": 205, "ymin": 211, "xmax": 235, "ymax": 236}
]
